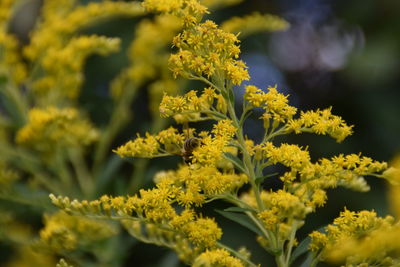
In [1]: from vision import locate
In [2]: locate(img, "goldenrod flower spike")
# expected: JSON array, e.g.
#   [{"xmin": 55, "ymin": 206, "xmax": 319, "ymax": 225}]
[
  {"xmin": 222, "ymin": 12, "xmax": 289, "ymax": 38},
  {"xmin": 16, "ymin": 107, "xmax": 99, "ymax": 152}
]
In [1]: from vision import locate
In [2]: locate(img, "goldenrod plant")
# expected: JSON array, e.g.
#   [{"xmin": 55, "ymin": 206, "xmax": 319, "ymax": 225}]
[
  {"xmin": 49, "ymin": 1, "xmax": 399, "ymax": 267},
  {"xmin": 1, "ymin": 0, "xmax": 399, "ymax": 266}
]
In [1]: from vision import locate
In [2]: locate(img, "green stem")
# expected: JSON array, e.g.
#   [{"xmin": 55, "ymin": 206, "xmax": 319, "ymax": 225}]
[
  {"xmin": 68, "ymin": 148, "xmax": 94, "ymax": 197},
  {"xmin": 217, "ymin": 242, "xmax": 259, "ymax": 267},
  {"xmin": 54, "ymin": 149, "xmax": 73, "ymax": 194},
  {"xmin": 285, "ymin": 221, "xmax": 299, "ymax": 266},
  {"xmin": 0, "ymin": 143, "xmax": 62, "ymax": 194},
  {"xmin": 93, "ymin": 83, "xmax": 138, "ymax": 174},
  {"xmin": 0, "ymin": 81, "xmax": 27, "ymax": 127},
  {"xmin": 226, "ymin": 94, "xmax": 264, "ymax": 211},
  {"xmin": 276, "ymin": 253, "xmax": 287, "ymax": 267}
]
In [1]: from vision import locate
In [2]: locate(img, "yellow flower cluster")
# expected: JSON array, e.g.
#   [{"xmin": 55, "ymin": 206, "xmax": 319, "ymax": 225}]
[
  {"xmin": 260, "ymin": 142, "xmax": 310, "ymax": 169},
  {"xmin": 114, "ymin": 127, "xmax": 185, "ymax": 158},
  {"xmin": 50, "ymin": 187, "xmax": 229, "ymax": 263},
  {"xmin": 24, "ymin": 1, "xmax": 145, "ymax": 102},
  {"xmin": 170, "ymin": 20, "xmax": 250, "ymax": 85},
  {"xmin": 142, "ymin": 0, "xmax": 208, "ymax": 25},
  {"xmin": 0, "ymin": 0, "xmax": 27, "ymax": 84},
  {"xmin": 114, "ymin": 119, "xmax": 236, "ymax": 166},
  {"xmin": 16, "ymin": 107, "xmax": 99, "ymax": 152},
  {"xmin": 310, "ymin": 209, "xmax": 400, "ymax": 266},
  {"xmin": 111, "ymin": 14, "xmax": 182, "ymax": 99},
  {"xmin": 25, "ymin": 1, "xmax": 145, "ymax": 60},
  {"xmin": 257, "ymin": 142, "xmax": 387, "ymax": 208},
  {"xmin": 192, "ymin": 120, "xmax": 237, "ymax": 166},
  {"xmin": 256, "ymin": 190, "xmax": 309, "ymax": 236},
  {"xmin": 287, "ymin": 108, "xmax": 353, "ymax": 142},
  {"xmin": 193, "ymin": 248, "xmax": 244, "ymax": 267},
  {"xmin": 40, "ymin": 211, "xmax": 117, "ymax": 252},
  {"xmin": 221, "ymin": 12, "xmax": 289, "ymax": 38},
  {"xmin": 33, "ymin": 36, "xmax": 120, "ymax": 100},
  {"xmin": 159, "ymin": 87, "xmax": 227, "ymax": 122},
  {"xmin": 245, "ymin": 85, "xmax": 297, "ymax": 124}
]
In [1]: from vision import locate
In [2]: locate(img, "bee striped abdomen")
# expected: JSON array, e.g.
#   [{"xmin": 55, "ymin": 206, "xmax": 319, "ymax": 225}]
[{"xmin": 182, "ymin": 137, "xmax": 200, "ymax": 164}]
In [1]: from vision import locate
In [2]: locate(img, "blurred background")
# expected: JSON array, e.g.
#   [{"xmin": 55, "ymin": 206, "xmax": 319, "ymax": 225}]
[{"xmin": 6, "ymin": 0, "xmax": 400, "ymax": 266}]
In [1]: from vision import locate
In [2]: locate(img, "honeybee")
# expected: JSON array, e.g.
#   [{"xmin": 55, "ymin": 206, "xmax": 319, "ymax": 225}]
[
  {"xmin": 181, "ymin": 137, "xmax": 200, "ymax": 164},
  {"xmin": 180, "ymin": 122, "xmax": 200, "ymax": 164}
]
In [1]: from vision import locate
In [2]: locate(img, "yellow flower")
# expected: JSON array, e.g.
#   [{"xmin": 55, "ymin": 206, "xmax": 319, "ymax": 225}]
[
  {"xmin": 221, "ymin": 12, "xmax": 289, "ymax": 38},
  {"xmin": 40, "ymin": 211, "xmax": 117, "ymax": 252},
  {"xmin": 16, "ymin": 107, "xmax": 99, "ymax": 152},
  {"xmin": 182, "ymin": 217, "xmax": 222, "ymax": 248},
  {"xmin": 169, "ymin": 20, "xmax": 249, "ymax": 85},
  {"xmin": 193, "ymin": 248, "xmax": 244, "ymax": 267}
]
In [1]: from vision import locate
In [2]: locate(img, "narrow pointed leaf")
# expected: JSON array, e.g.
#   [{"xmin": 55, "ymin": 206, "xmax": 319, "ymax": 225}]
[
  {"xmin": 224, "ymin": 207, "xmax": 256, "ymax": 213},
  {"xmin": 215, "ymin": 209, "xmax": 262, "ymax": 236},
  {"xmin": 223, "ymin": 153, "xmax": 247, "ymax": 174}
]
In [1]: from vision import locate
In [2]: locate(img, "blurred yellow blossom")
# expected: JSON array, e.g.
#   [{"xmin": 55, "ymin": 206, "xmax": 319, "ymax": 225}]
[
  {"xmin": 16, "ymin": 107, "xmax": 99, "ymax": 152},
  {"xmin": 193, "ymin": 248, "xmax": 245, "ymax": 267},
  {"xmin": 221, "ymin": 12, "xmax": 289, "ymax": 38}
]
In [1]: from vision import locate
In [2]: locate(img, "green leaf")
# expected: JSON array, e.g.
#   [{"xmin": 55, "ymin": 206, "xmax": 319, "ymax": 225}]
[
  {"xmin": 255, "ymin": 172, "xmax": 279, "ymax": 186},
  {"xmin": 224, "ymin": 207, "xmax": 256, "ymax": 213},
  {"xmin": 96, "ymin": 155, "xmax": 123, "ymax": 192},
  {"xmin": 294, "ymin": 226, "xmax": 326, "ymax": 266},
  {"xmin": 228, "ymin": 89, "xmax": 235, "ymax": 104},
  {"xmin": 223, "ymin": 152, "xmax": 247, "ymax": 174},
  {"xmin": 215, "ymin": 209, "xmax": 262, "ymax": 236},
  {"xmin": 290, "ymin": 235, "xmax": 311, "ymax": 264},
  {"xmin": 299, "ymin": 252, "xmax": 313, "ymax": 267}
]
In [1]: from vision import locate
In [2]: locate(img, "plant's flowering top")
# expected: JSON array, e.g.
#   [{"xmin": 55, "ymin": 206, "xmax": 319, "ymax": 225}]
[
  {"xmin": 16, "ymin": 107, "xmax": 99, "ymax": 152},
  {"xmin": 34, "ymin": 36, "xmax": 120, "ymax": 99},
  {"xmin": 287, "ymin": 108, "xmax": 353, "ymax": 142},
  {"xmin": 159, "ymin": 87, "xmax": 227, "ymax": 122},
  {"xmin": 192, "ymin": 120, "xmax": 236, "ymax": 166},
  {"xmin": 0, "ymin": 0, "xmax": 27, "ymax": 84},
  {"xmin": 114, "ymin": 127, "xmax": 185, "ymax": 158},
  {"xmin": 170, "ymin": 20, "xmax": 249, "ymax": 85},
  {"xmin": 309, "ymin": 209, "xmax": 400, "ymax": 266},
  {"xmin": 142, "ymin": 0, "xmax": 208, "ymax": 25},
  {"xmin": 50, "ymin": 189, "xmax": 234, "ymax": 264},
  {"xmin": 23, "ymin": 1, "xmax": 145, "ymax": 102},
  {"xmin": 40, "ymin": 211, "xmax": 117, "ymax": 252},
  {"xmin": 114, "ymin": 119, "xmax": 236, "ymax": 167},
  {"xmin": 221, "ymin": 12, "xmax": 289, "ymax": 38},
  {"xmin": 25, "ymin": 1, "xmax": 145, "ymax": 61},
  {"xmin": 245, "ymin": 85, "xmax": 297, "ymax": 122},
  {"xmin": 244, "ymin": 85, "xmax": 354, "ymax": 142},
  {"xmin": 256, "ymin": 190, "xmax": 309, "ymax": 238},
  {"xmin": 111, "ymin": 14, "xmax": 182, "ymax": 99},
  {"xmin": 192, "ymin": 248, "xmax": 245, "ymax": 267}
]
